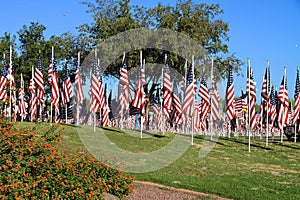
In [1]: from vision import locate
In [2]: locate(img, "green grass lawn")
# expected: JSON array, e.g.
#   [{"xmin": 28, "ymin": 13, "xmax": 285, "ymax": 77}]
[{"xmin": 16, "ymin": 122, "xmax": 300, "ymax": 200}]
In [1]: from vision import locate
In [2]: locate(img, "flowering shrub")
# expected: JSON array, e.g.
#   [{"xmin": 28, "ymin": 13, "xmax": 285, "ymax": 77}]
[{"xmin": 0, "ymin": 116, "xmax": 134, "ymax": 199}]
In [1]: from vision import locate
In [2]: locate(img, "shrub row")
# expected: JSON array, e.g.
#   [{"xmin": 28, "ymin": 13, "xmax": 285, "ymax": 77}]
[{"xmin": 0, "ymin": 117, "xmax": 134, "ymax": 199}]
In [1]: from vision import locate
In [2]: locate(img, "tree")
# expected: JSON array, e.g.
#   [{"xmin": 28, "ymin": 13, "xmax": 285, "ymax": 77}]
[{"xmin": 78, "ymin": 0, "xmax": 243, "ymax": 80}]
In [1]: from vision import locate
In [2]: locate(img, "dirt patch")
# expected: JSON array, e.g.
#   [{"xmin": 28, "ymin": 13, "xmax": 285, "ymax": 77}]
[{"xmin": 123, "ymin": 181, "xmax": 232, "ymax": 200}]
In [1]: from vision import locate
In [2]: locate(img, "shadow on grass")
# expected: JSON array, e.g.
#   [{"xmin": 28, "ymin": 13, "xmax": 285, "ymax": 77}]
[
  {"xmin": 100, "ymin": 126, "xmax": 125, "ymax": 134},
  {"xmin": 60, "ymin": 123, "xmax": 77, "ymax": 128},
  {"xmin": 271, "ymin": 141, "xmax": 300, "ymax": 150},
  {"xmin": 220, "ymin": 137, "xmax": 272, "ymax": 150},
  {"xmin": 100, "ymin": 127, "xmax": 168, "ymax": 138}
]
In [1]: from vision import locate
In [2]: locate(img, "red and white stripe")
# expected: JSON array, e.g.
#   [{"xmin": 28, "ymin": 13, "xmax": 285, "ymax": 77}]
[
  {"xmin": 34, "ymin": 68, "xmax": 44, "ymax": 106},
  {"xmin": 198, "ymin": 77, "xmax": 210, "ymax": 124},
  {"xmin": 29, "ymin": 79, "xmax": 37, "ymax": 122},
  {"xmin": 48, "ymin": 63, "xmax": 53, "ymax": 84},
  {"xmin": 247, "ymin": 68, "xmax": 256, "ymax": 130},
  {"xmin": 63, "ymin": 77, "xmax": 72, "ymax": 104},
  {"xmin": 90, "ymin": 73, "xmax": 101, "ymax": 113},
  {"xmin": 182, "ymin": 64, "xmax": 195, "ymax": 116},
  {"xmin": 51, "ymin": 70, "xmax": 60, "ymax": 116},
  {"xmin": 102, "ymin": 102, "xmax": 109, "ymax": 127},
  {"xmin": 226, "ymin": 66, "xmax": 235, "ymax": 121},
  {"xmin": 0, "ymin": 75, "xmax": 8, "ymax": 100},
  {"xmin": 278, "ymin": 72, "xmax": 289, "ymax": 130},
  {"xmin": 74, "ymin": 68, "xmax": 84, "ymax": 104},
  {"xmin": 132, "ymin": 79, "xmax": 145, "ymax": 112},
  {"xmin": 163, "ymin": 71, "xmax": 172, "ymax": 117},
  {"xmin": 293, "ymin": 68, "xmax": 300, "ymax": 125},
  {"xmin": 173, "ymin": 92, "xmax": 182, "ymax": 124},
  {"xmin": 119, "ymin": 57, "xmax": 131, "ymax": 113}
]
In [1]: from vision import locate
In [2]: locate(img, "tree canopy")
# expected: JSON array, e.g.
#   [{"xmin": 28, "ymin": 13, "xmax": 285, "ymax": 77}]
[{"xmin": 78, "ymin": 0, "xmax": 243, "ymax": 80}]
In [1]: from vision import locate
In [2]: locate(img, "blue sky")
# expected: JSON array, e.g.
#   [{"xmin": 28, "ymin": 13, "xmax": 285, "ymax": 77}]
[{"xmin": 0, "ymin": 0, "xmax": 300, "ymax": 99}]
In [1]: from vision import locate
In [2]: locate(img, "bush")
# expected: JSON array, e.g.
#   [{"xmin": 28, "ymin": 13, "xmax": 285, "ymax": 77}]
[{"xmin": 0, "ymin": 117, "xmax": 134, "ymax": 199}]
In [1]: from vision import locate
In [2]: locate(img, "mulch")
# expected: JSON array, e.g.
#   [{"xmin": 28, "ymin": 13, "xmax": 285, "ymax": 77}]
[{"xmin": 120, "ymin": 181, "xmax": 231, "ymax": 200}]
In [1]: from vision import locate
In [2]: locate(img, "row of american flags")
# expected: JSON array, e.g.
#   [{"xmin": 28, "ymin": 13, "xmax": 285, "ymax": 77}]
[{"xmin": 0, "ymin": 47, "xmax": 298, "ymax": 141}]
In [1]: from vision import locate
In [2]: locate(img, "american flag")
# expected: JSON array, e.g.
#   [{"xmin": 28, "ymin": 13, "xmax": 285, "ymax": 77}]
[
  {"xmin": 269, "ymin": 85, "xmax": 277, "ymax": 126},
  {"xmin": 8, "ymin": 55, "xmax": 16, "ymax": 121},
  {"xmin": 18, "ymin": 74, "xmax": 26, "ymax": 119},
  {"xmin": 132, "ymin": 69, "xmax": 145, "ymax": 113},
  {"xmin": 173, "ymin": 88, "xmax": 182, "ymax": 125},
  {"xmin": 278, "ymin": 69, "xmax": 289, "ymax": 130},
  {"xmin": 210, "ymin": 71, "xmax": 220, "ymax": 120},
  {"xmin": 119, "ymin": 55, "xmax": 131, "ymax": 113},
  {"xmin": 48, "ymin": 63, "xmax": 53, "ymax": 84},
  {"xmin": 74, "ymin": 64, "xmax": 84, "ymax": 104},
  {"xmin": 97, "ymin": 66, "xmax": 105, "ymax": 111},
  {"xmin": 293, "ymin": 67, "xmax": 300, "ymax": 125},
  {"xmin": 235, "ymin": 96, "xmax": 247, "ymax": 114},
  {"xmin": 163, "ymin": 55, "xmax": 172, "ymax": 118},
  {"xmin": 118, "ymin": 83, "xmax": 126, "ymax": 116},
  {"xmin": 169, "ymin": 86, "xmax": 182, "ymax": 126},
  {"xmin": 199, "ymin": 76, "xmax": 210, "ymax": 122},
  {"xmin": 29, "ymin": 78, "xmax": 37, "ymax": 122},
  {"xmin": 247, "ymin": 67, "xmax": 256, "ymax": 130},
  {"xmin": 51, "ymin": 60, "xmax": 60, "ymax": 116},
  {"xmin": 182, "ymin": 62, "xmax": 195, "ymax": 115},
  {"xmin": 226, "ymin": 65, "xmax": 236, "ymax": 123},
  {"xmin": 62, "ymin": 62, "xmax": 72, "ymax": 104},
  {"xmin": 194, "ymin": 99, "xmax": 201, "ymax": 131},
  {"xmin": 261, "ymin": 66, "xmax": 270, "ymax": 100},
  {"xmin": 90, "ymin": 58, "xmax": 101, "ymax": 113},
  {"xmin": 0, "ymin": 59, "xmax": 8, "ymax": 100},
  {"xmin": 260, "ymin": 65, "xmax": 270, "ymax": 126},
  {"xmin": 102, "ymin": 84, "xmax": 109, "ymax": 127},
  {"xmin": 34, "ymin": 55, "xmax": 44, "ymax": 106}
]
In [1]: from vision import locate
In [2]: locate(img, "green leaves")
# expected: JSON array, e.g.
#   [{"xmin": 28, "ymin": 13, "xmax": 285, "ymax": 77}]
[{"xmin": 79, "ymin": 0, "xmax": 242, "ymax": 78}]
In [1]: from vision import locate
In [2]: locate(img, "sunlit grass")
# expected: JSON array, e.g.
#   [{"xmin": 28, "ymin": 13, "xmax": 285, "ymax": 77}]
[{"xmin": 16, "ymin": 122, "xmax": 300, "ymax": 200}]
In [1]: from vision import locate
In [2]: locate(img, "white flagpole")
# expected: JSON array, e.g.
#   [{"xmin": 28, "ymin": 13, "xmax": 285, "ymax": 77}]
[
  {"xmin": 161, "ymin": 62, "xmax": 164, "ymax": 133},
  {"xmin": 31, "ymin": 66, "xmax": 35, "ymax": 122},
  {"xmin": 3, "ymin": 53, "xmax": 7, "ymax": 119},
  {"xmin": 210, "ymin": 58, "xmax": 214, "ymax": 140},
  {"xmin": 182, "ymin": 60, "xmax": 188, "ymax": 133},
  {"xmin": 140, "ymin": 50, "xmax": 143, "ymax": 138},
  {"xmin": 120, "ymin": 52, "xmax": 125, "ymax": 129},
  {"xmin": 64, "ymin": 59, "xmax": 68, "ymax": 124},
  {"xmin": 292, "ymin": 100, "xmax": 295, "ymax": 142},
  {"xmin": 21, "ymin": 73, "xmax": 24, "ymax": 122},
  {"xmin": 9, "ymin": 45, "xmax": 12, "ymax": 121},
  {"xmin": 247, "ymin": 58, "xmax": 251, "ymax": 153},
  {"xmin": 266, "ymin": 60, "xmax": 269, "ymax": 146},
  {"xmin": 281, "ymin": 66, "xmax": 286, "ymax": 143},
  {"xmin": 98, "ymin": 57, "xmax": 102, "ymax": 129},
  {"xmin": 38, "ymin": 50, "xmax": 42, "ymax": 121},
  {"xmin": 76, "ymin": 52, "xmax": 80, "ymax": 125},
  {"xmin": 50, "ymin": 46, "xmax": 54, "ymax": 123},
  {"xmin": 191, "ymin": 55, "xmax": 195, "ymax": 145},
  {"xmin": 94, "ymin": 50, "xmax": 97, "ymax": 132}
]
